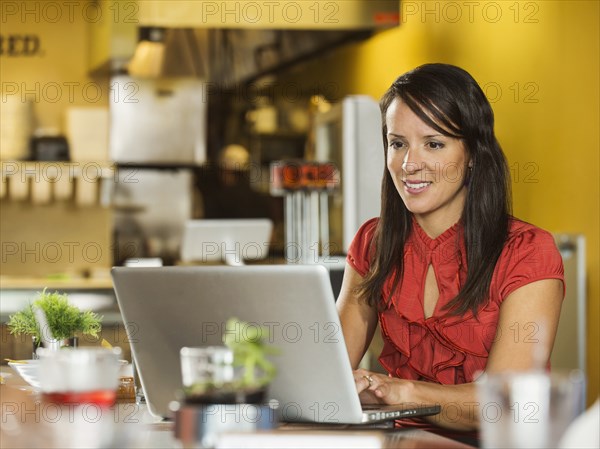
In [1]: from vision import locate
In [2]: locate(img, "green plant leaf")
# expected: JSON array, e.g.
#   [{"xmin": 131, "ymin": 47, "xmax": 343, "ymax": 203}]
[
  {"xmin": 7, "ymin": 289, "xmax": 103, "ymax": 341},
  {"xmin": 222, "ymin": 317, "xmax": 278, "ymax": 390}
]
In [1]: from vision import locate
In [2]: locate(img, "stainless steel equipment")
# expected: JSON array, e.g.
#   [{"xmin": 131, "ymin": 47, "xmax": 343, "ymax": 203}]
[
  {"xmin": 313, "ymin": 95, "xmax": 384, "ymax": 254},
  {"xmin": 109, "ymin": 75, "xmax": 207, "ymax": 164},
  {"xmin": 552, "ymin": 234, "xmax": 587, "ymax": 375}
]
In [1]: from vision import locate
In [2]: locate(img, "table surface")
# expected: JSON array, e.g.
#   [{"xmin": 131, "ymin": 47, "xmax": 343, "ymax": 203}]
[{"xmin": 0, "ymin": 369, "xmax": 473, "ymax": 449}]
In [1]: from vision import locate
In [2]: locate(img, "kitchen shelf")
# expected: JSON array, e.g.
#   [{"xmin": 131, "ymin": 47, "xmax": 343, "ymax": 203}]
[{"xmin": 0, "ymin": 276, "xmax": 114, "ymax": 290}]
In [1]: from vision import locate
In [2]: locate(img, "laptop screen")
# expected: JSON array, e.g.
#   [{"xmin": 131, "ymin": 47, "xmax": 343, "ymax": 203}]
[{"xmin": 112, "ymin": 265, "xmax": 366, "ymax": 423}]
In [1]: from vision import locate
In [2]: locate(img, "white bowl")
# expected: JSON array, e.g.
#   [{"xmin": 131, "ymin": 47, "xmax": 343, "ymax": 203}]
[
  {"xmin": 8, "ymin": 352, "xmax": 126, "ymax": 391},
  {"xmin": 8, "ymin": 360, "xmax": 41, "ymax": 388}
]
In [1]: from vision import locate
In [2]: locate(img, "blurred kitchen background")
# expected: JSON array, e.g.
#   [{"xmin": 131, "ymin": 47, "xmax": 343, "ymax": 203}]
[{"xmin": 0, "ymin": 1, "xmax": 598, "ymax": 403}]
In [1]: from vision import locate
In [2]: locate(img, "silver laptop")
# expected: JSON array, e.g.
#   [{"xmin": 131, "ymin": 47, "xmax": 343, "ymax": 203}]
[{"xmin": 111, "ymin": 265, "xmax": 440, "ymax": 424}]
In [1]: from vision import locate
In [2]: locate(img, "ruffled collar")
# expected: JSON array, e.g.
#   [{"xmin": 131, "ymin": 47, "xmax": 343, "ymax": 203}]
[{"xmin": 411, "ymin": 216, "xmax": 463, "ymax": 251}]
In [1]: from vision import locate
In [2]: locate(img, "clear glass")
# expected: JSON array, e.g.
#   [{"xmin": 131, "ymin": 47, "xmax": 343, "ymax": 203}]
[
  {"xmin": 37, "ymin": 347, "xmax": 122, "ymax": 406},
  {"xmin": 477, "ymin": 370, "xmax": 586, "ymax": 449},
  {"xmin": 180, "ymin": 346, "xmax": 234, "ymax": 387},
  {"xmin": 180, "ymin": 346, "xmax": 246, "ymax": 404}
]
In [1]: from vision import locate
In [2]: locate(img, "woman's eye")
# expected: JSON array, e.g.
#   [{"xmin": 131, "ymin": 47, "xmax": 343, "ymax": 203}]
[
  {"xmin": 389, "ymin": 141, "xmax": 405, "ymax": 150},
  {"xmin": 427, "ymin": 141, "xmax": 444, "ymax": 150}
]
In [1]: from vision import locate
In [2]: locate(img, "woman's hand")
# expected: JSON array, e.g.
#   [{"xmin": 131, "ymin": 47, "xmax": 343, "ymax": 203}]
[
  {"xmin": 353, "ymin": 368, "xmax": 414, "ymax": 405},
  {"xmin": 354, "ymin": 369, "xmax": 478, "ymax": 431}
]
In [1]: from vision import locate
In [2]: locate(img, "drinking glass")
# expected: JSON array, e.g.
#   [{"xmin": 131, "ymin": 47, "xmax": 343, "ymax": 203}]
[
  {"xmin": 176, "ymin": 346, "xmax": 277, "ymax": 448},
  {"xmin": 36, "ymin": 347, "xmax": 143, "ymax": 448},
  {"xmin": 37, "ymin": 347, "xmax": 122, "ymax": 406},
  {"xmin": 180, "ymin": 346, "xmax": 237, "ymax": 403},
  {"xmin": 477, "ymin": 370, "xmax": 585, "ymax": 448}
]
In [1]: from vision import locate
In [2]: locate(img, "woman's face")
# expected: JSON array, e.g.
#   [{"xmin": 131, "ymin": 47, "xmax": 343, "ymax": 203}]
[{"xmin": 385, "ymin": 98, "xmax": 471, "ymax": 233}]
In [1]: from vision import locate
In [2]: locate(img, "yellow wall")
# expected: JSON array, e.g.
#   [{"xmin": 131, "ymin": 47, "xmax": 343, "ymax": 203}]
[
  {"xmin": 1, "ymin": 0, "xmax": 92, "ymax": 131},
  {"xmin": 0, "ymin": 0, "xmax": 134, "ymax": 132},
  {"xmin": 284, "ymin": 0, "xmax": 599, "ymax": 402},
  {"xmin": 0, "ymin": 1, "xmax": 118, "ymax": 276}
]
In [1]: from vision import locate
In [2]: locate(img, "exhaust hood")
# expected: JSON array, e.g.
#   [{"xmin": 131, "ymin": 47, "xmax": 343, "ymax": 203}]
[
  {"xmin": 128, "ymin": 28, "xmax": 379, "ymax": 85},
  {"xmin": 125, "ymin": 1, "xmax": 399, "ymax": 84},
  {"xmin": 128, "ymin": 28, "xmax": 209, "ymax": 79},
  {"xmin": 137, "ymin": 1, "xmax": 399, "ymax": 30}
]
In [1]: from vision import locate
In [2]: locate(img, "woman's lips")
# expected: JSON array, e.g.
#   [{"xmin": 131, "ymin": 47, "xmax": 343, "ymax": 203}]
[{"xmin": 403, "ymin": 180, "xmax": 432, "ymax": 194}]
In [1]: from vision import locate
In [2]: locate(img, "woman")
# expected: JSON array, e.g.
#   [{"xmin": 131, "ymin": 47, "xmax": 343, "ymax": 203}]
[{"xmin": 337, "ymin": 63, "xmax": 564, "ymax": 438}]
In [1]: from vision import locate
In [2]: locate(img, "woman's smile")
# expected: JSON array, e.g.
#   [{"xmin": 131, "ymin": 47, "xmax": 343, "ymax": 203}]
[{"xmin": 402, "ymin": 179, "xmax": 433, "ymax": 193}]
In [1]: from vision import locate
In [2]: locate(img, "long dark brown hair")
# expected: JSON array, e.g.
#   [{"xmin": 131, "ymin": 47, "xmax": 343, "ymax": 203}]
[{"xmin": 358, "ymin": 63, "xmax": 512, "ymax": 316}]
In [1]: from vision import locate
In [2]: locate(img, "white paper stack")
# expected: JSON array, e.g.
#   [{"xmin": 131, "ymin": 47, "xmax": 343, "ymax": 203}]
[
  {"xmin": 0, "ymin": 97, "xmax": 32, "ymax": 160},
  {"xmin": 66, "ymin": 107, "xmax": 109, "ymax": 163}
]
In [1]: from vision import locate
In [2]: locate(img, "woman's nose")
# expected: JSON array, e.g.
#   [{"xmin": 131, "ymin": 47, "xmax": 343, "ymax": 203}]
[{"xmin": 401, "ymin": 149, "xmax": 422, "ymax": 174}]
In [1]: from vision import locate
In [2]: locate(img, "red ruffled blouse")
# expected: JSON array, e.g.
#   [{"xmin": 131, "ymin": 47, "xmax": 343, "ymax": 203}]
[{"xmin": 347, "ymin": 217, "xmax": 565, "ymax": 386}]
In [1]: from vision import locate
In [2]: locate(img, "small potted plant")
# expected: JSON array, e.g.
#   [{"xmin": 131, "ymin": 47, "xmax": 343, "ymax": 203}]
[
  {"xmin": 182, "ymin": 317, "xmax": 277, "ymax": 404},
  {"xmin": 175, "ymin": 318, "xmax": 279, "ymax": 447},
  {"xmin": 7, "ymin": 289, "xmax": 103, "ymax": 356}
]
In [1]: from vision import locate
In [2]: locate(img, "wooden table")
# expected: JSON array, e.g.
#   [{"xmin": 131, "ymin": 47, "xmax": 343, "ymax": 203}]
[{"xmin": 0, "ymin": 371, "xmax": 473, "ymax": 449}]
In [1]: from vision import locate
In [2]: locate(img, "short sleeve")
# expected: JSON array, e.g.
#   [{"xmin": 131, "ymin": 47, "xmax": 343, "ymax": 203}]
[
  {"xmin": 495, "ymin": 225, "xmax": 565, "ymax": 301},
  {"xmin": 346, "ymin": 218, "xmax": 379, "ymax": 277}
]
